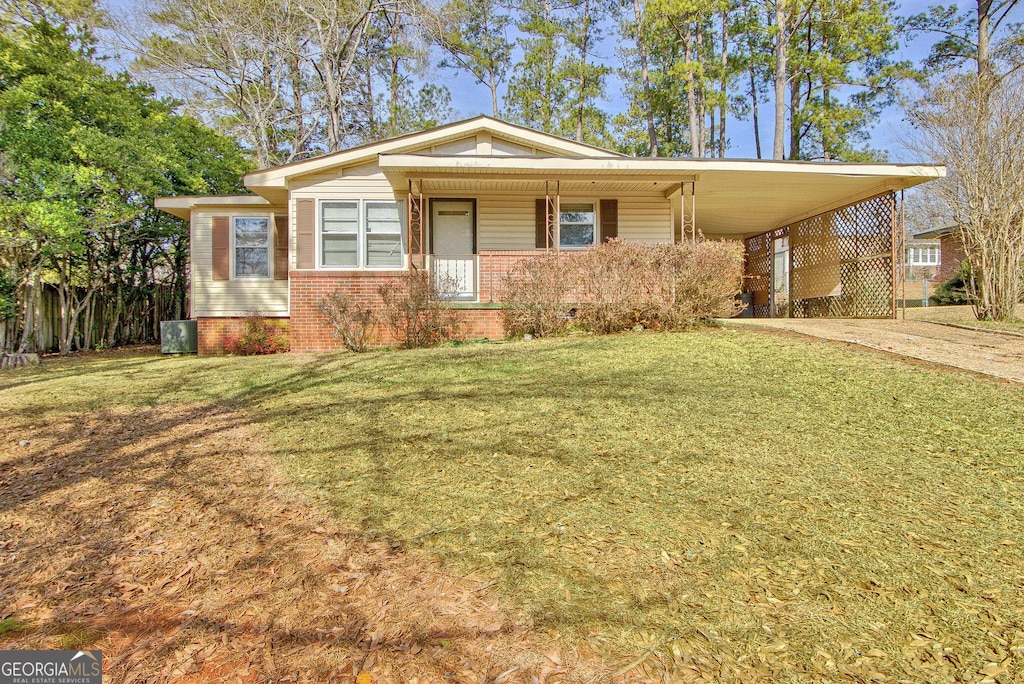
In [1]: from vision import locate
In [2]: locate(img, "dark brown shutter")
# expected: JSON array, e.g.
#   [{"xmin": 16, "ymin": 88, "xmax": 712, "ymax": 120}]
[
  {"xmin": 535, "ymin": 199, "xmax": 552, "ymax": 249},
  {"xmin": 212, "ymin": 216, "xmax": 230, "ymax": 281},
  {"xmin": 296, "ymin": 198, "xmax": 315, "ymax": 269},
  {"xmin": 274, "ymin": 214, "xmax": 289, "ymax": 280},
  {"xmin": 600, "ymin": 199, "xmax": 618, "ymax": 242}
]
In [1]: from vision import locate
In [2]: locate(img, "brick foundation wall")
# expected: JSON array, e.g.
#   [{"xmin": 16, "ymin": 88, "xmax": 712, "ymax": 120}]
[
  {"xmin": 458, "ymin": 307, "xmax": 505, "ymax": 339},
  {"xmin": 198, "ymin": 253, "xmax": 541, "ymax": 355},
  {"xmin": 477, "ymin": 250, "xmax": 537, "ymax": 302},
  {"xmin": 289, "ymin": 270, "xmax": 407, "ymax": 352},
  {"xmin": 287, "ymin": 269, "xmax": 507, "ymax": 352},
  {"xmin": 197, "ymin": 316, "xmax": 288, "ymax": 355}
]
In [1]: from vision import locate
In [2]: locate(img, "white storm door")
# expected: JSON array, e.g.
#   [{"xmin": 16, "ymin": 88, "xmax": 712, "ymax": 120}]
[{"xmin": 431, "ymin": 200, "xmax": 476, "ymax": 298}]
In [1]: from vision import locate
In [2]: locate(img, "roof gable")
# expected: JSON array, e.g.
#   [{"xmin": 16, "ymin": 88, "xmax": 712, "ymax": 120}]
[{"xmin": 243, "ymin": 116, "xmax": 623, "ymax": 198}]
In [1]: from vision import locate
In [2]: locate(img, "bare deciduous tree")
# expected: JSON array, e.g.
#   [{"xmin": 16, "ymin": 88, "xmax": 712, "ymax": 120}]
[{"xmin": 906, "ymin": 73, "xmax": 1024, "ymax": 321}]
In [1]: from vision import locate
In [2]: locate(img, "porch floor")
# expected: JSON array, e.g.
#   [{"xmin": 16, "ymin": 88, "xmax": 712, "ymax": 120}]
[{"xmin": 723, "ymin": 317, "xmax": 1024, "ymax": 384}]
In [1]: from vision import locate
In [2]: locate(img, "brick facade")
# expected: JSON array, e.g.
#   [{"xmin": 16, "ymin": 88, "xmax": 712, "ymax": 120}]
[
  {"xmin": 288, "ymin": 270, "xmax": 407, "ymax": 352},
  {"xmin": 194, "ymin": 252, "xmax": 545, "ymax": 354},
  {"xmin": 935, "ymin": 233, "xmax": 967, "ymax": 282},
  {"xmin": 196, "ymin": 316, "xmax": 288, "ymax": 355},
  {"xmin": 476, "ymin": 250, "xmax": 537, "ymax": 302}
]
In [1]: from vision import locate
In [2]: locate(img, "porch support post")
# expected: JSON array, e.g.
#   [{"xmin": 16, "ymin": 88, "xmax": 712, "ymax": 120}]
[
  {"xmin": 890, "ymin": 190, "xmax": 898, "ymax": 319},
  {"xmin": 900, "ymin": 190, "xmax": 906, "ymax": 320},
  {"xmin": 682, "ymin": 180, "xmax": 696, "ymax": 241},
  {"xmin": 408, "ymin": 179, "xmax": 425, "ymax": 269},
  {"xmin": 545, "ymin": 180, "xmax": 560, "ymax": 251}
]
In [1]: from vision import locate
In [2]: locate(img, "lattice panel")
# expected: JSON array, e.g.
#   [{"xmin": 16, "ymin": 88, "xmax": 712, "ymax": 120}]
[
  {"xmin": 744, "ymin": 232, "xmax": 772, "ymax": 318},
  {"xmin": 745, "ymin": 192, "xmax": 895, "ymax": 319}
]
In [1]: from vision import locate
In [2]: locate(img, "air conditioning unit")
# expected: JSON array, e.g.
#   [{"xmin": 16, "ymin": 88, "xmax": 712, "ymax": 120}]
[{"xmin": 160, "ymin": 320, "xmax": 198, "ymax": 354}]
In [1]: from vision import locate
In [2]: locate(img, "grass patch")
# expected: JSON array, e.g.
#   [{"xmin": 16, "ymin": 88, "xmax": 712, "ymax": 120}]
[
  {"xmin": 54, "ymin": 624, "xmax": 102, "ymax": 650},
  {"xmin": 0, "ymin": 616, "xmax": 30, "ymax": 637},
  {"xmin": 907, "ymin": 303, "xmax": 1024, "ymax": 333},
  {"xmin": 2, "ymin": 330, "xmax": 1023, "ymax": 680}
]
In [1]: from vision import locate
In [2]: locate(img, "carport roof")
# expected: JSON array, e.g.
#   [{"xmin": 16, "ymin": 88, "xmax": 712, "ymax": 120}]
[{"xmin": 379, "ymin": 154, "xmax": 946, "ymax": 237}]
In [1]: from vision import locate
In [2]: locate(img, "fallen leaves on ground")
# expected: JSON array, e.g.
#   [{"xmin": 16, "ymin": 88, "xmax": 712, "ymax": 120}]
[{"xmin": 0, "ymin": 404, "xmax": 617, "ymax": 683}]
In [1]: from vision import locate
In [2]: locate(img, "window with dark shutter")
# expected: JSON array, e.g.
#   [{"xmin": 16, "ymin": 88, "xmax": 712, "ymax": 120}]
[
  {"xmin": 212, "ymin": 216, "xmax": 230, "ymax": 281},
  {"xmin": 600, "ymin": 199, "xmax": 618, "ymax": 242}
]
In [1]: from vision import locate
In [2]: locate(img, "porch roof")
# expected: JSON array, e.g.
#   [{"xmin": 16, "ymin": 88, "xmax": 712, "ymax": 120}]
[{"xmin": 379, "ymin": 154, "xmax": 945, "ymax": 237}]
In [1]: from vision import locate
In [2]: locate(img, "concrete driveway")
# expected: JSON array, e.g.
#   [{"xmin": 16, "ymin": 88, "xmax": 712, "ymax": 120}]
[{"xmin": 726, "ymin": 317, "xmax": 1024, "ymax": 384}]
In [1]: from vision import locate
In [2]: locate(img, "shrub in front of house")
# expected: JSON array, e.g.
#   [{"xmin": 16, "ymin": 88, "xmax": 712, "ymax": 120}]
[
  {"xmin": 225, "ymin": 312, "xmax": 289, "ymax": 355},
  {"xmin": 502, "ymin": 239, "xmax": 744, "ymax": 337},
  {"xmin": 501, "ymin": 252, "xmax": 579, "ymax": 338},
  {"xmin": 318, "ymin": 291, "xmax": 376, "ymax": 352},
  {"xmin": 378, "ymin": 270, "xmax": 462, "ymax": 348}
]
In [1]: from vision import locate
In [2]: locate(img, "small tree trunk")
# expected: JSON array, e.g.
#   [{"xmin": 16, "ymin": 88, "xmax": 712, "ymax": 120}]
[
  {"xmin": 633, "ymin": 0, "xmax": 658, "ymax": 156},
  {"xmin": 750, "ymin": 67, "xmax": 762, "ymax": 159},
  {"xmin": 685, "ymin": 23, "xmax": 700, "ymax": 157},
  {"xmin": 773, "ymin": 1, "xmax": 787, "ymax": 160},
  {"xmin": 719, "ymin": 8, "xmax": 728, "ymax": 158}
]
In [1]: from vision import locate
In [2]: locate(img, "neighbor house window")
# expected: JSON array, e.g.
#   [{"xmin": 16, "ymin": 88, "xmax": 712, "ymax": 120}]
[
  {"xmin": 320, "ymin": 200, "xmax": 405, "ymax": 269},
  {"xmin": 321, "ymin": 201, "xmax": 359, "ymax": 267},
  {"xmin": 365, "ymin": 201, "xmax": 404, "ymax": 267},
  {"xmin": 234, "ymin": 216, "xmax": 271, "ymax": 278},
  {"xmin": 559, "ymin": 202, "xmax": 596, "ymax": 249}
]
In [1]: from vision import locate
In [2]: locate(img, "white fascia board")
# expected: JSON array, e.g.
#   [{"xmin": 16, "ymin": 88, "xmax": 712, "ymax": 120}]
[
  {"xmin": 378, "ymin": 154, "xmax": 947, "ymax": 182},
  {"xmin": 154, "ymin": 195, "xmax": 275, "ymax": 219}
]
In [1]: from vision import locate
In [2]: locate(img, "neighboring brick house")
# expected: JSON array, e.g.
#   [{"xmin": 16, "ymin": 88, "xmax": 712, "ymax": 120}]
[
  {"xmin": 155, "ymin": 116, "xmax": 944, "ymax": 353},
  {"xmin": 914, "ymin": 226, "xmax": 967, "ymax": 282}
]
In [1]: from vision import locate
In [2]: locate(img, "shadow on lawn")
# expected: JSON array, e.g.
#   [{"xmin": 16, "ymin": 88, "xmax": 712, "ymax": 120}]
[{"xmin": 0, "ymin": 399, "xmax": 583, "ymax": 682}]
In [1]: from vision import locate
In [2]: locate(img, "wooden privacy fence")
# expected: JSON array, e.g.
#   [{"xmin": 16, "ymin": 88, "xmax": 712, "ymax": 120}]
[
  {"xmin": 1, "ymin": 283, "xmax": 188, "ymax": 353},
  {"xmin": 743, "ymin": 192, "xmax": 897, "ymax": 318}
]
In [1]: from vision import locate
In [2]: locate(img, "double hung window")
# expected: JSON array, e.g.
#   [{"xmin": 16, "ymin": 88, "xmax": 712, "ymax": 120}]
[
  {"xmin": 321, "ymin": 200, "xmax": 405, "ymax": 269},
  {"xmin": 559, "ymin": 202, "xmax": 596, "ymax": 249},
  {"xmin": 234, "ymin": 217, "xmax": 271, "ymax": 277}
]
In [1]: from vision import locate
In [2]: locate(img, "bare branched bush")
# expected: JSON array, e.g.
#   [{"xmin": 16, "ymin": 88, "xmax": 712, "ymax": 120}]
[
  {"xmin": 378, "ymin": 271, "xmax": 462, "ymax": 348},
  {"xmin": 502, "ymin": 240, "xmax": 744, "ymax": 337},
  {"xmin": 318, "ymin": 291, "xmax": 376, "ymax": 352},
  {"xmin": 905, "ymin": 73, "xmax": 1024, "ymax": 321},
  {"xmin": 502, "ymin": 253, "xmax": 578, "ymax": 337}
]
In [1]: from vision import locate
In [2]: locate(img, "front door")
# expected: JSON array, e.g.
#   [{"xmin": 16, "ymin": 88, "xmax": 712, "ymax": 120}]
[{"xmin": 431, "ymin": 200, "xmax": 476, "ymax": 298}]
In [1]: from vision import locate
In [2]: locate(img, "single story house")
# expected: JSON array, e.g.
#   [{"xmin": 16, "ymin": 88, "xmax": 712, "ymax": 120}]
[{"xmin": 155, "ymin": 116, "xmax": 945, "ymax": 353}]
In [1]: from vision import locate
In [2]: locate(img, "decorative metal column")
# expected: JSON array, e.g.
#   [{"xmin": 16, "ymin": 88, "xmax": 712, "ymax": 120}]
[
  {"xmin": 682, "ymin": 180, "xmax": 696, "ymax": 241},
  {"xmin": 545, "ymin": 180, "xmax": 560, "ymax": 250},
  {"xmin": 408, "ymin": 179, "xmax": 424, "ymax": 269}
]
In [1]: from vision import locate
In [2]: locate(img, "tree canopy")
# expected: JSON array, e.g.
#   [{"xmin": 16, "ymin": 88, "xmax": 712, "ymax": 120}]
[{"xmin": 0, "ymin": 10, "xmax": 249, "ymax": 352}]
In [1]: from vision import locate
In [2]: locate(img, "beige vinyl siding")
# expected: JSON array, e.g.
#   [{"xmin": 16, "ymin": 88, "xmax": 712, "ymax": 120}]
[
  {"xmin": 430, "ymin": 139, "xmax": 478, "ymax": 155},
  {"xmin": 290, "ymin": 175, "xmax": 406, "ymax": 271},
  {"xmin": 476, "ymin": 195, "xmax": 538, "ymax": 250},
  {"xmin": 491, "ymin": 139, "xmax": 536, "ymax": 156},
  {"xmin": 287, "ymin": 153, "xmax": 672, "ymax": 258},
  {"xmin": 617, "ymin": 196, "xmax": 673, "ymax": 244},
  {"xmin": 191, "ymin": 207, "xmax": 289, "ymax": 317}
]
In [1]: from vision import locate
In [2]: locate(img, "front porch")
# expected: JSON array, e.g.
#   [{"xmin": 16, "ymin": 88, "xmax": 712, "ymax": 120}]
[{"xmin": 393, "ymin": 164, "xmax": 916, "ymax": 318}]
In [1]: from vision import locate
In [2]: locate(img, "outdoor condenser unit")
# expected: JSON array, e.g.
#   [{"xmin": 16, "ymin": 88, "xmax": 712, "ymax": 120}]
[{"xmin": 160, "ymin": 320, "xmax": 198, "ymax": 354}]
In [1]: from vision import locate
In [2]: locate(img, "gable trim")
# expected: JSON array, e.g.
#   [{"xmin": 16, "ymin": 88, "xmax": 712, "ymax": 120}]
[{"xmin": 243, "ymin": 116, "xmax": 625, "ymax": 191}]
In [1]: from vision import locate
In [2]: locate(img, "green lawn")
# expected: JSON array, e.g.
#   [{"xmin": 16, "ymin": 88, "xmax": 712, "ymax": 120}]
[
  {"xmin": 3, "ymin": 330, "xmax": 1023, "ymax": 681},
  {"xmin": 907, "ymin": 303, "xmax": 1024, "ymax": 334}
]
